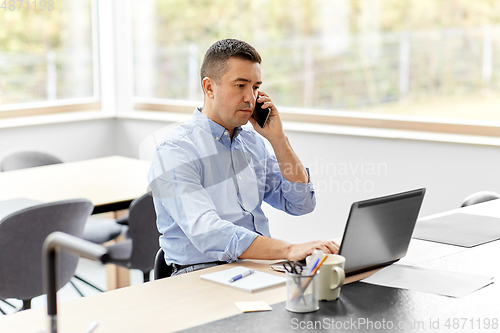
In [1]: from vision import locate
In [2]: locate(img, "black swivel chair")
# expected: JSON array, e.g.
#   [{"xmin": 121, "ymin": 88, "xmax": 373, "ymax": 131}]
[
  {"xmin": 105, "ymin": 192, "xmax": 160, "ymax": 282},
  {"xmin": 154, "ymin": 248, "xmax": 172, "ymax": 280},
  {"xmin": 461, "ymin": 191, "xmax": 500, "ymax": 207},
  {"xmin": 0, "ymin": 150, "xmax": 124, "ymax": 295},
  {"xmin": 0, "ymin": 199, "xmax": 93, "ymax": 312}
]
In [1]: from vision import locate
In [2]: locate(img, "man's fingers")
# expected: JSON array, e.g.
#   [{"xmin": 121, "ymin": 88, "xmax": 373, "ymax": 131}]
[
  {"xmin": 289, "ymin": 240, "xmax": 341, "ymax": 261},
  {"xmin": 314, "ymin": 241, "xmax": 339, "ymax": 255},
  {"xmin": 329, "ymin": 240, "xmax": 340, "ymax": 254}
]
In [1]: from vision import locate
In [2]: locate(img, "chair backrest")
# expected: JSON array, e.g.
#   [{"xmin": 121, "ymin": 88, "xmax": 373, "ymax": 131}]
[
  {"xmin": 461, "ymin": 191, "xmax": 500, "ymax": 207},
  {"xmin": 0, "ymin": 199, "xmax": 93, "ymax": 300},
  {"xmin": 126, "ymin": 192, "xmax": 161, "ymax": 272},
  {"xmin": 154, "ymin": 248, "xmax": 172, "ymax": 280},
  {"xmin": 0, "ymin": 150, "xmax": 63, "ymax": 172}
]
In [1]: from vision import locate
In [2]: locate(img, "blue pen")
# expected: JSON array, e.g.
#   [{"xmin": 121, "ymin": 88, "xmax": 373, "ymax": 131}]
[
  {"xmin": 307, "ymin": 258, "xmax": 320, "ymax": 275},
  {"xmin": 228, "ymin": 269, "xmax": 255, "ymax": 283}
]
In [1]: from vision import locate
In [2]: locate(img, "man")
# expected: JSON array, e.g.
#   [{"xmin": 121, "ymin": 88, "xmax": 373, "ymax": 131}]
[{"xmin": 148, "ymin": 39, "xmax": 338, "ymax": 276}]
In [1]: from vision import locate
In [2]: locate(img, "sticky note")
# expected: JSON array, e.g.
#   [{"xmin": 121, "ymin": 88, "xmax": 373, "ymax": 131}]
[{"xmin": 235, "ymin": 301, "xmax": 272, "ymax": 313}]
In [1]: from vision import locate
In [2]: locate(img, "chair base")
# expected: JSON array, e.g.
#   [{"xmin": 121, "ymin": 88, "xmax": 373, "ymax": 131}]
[
  {"xmin": 0, "ymin": 300, "xmax": 17, "ymax": 315},
  {"xmin": 0, "ymin": 299, "xmax": 31, "ymax": 315},
  {"xmin": 0, "ymin": 299, "xmax": 16, "ymax": 309},
  {"xmin": 21, "ymin": 299, "xmax": 31, "ymax": 311},
  {"xmin": 70, "ymin": 275, "xmax": 106, "ymax": 297}
]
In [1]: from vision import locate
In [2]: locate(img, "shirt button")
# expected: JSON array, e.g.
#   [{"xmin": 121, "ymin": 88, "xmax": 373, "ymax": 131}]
[
  {"xmin": 238, "ymin": 176, "xmax": 242, "ymax": 180},
  {"xmin": 242, "ymin": 203, "xmax": 246, "ymax": 208},
  {"xmin": 224, "ymin": 131, "xmax": 228, "ymax": 135},
  {"xmin": 216, "ymin": 137, "xmax": 219, "ymax": 140}
]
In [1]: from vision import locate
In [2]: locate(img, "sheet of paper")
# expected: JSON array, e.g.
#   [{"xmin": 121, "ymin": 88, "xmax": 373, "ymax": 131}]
[
  {"xmin": 361, "ymin": 264, "xmax": 494, "ymax": 298},
  {"xmin": 200, "ymin": 266, "xmax": 286, "ymax": 293},
  {"xmin": 235, "ymin": 301, "xmax": 272, "ymax": 313}
]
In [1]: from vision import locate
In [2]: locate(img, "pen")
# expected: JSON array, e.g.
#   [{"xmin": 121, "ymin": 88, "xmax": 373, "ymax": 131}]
[
  {"xmin": 228, "ymin": 269, "xmax": 255, "ymax": 283},
  {"xmin": 307, "ymin": 258, "xmax": 320, "ymax": 275},
  {"xmin": 86, "ymin": 320, "xmax": 99, "ymax": 333},
  {"xmin": 292, "ymin": 255, "xmax": 328, "ymax": 300}
]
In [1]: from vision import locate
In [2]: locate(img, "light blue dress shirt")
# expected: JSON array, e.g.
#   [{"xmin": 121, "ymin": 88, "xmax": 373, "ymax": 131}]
[{"xmin": 148, "ymin": 108, "xmax": 316, "ymax": 266}]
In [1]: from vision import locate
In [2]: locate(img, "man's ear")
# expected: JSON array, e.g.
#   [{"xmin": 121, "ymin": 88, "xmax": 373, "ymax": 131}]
[{"xmin": 202, "ymin": 77, "xmax": 215, "ymax": 99}]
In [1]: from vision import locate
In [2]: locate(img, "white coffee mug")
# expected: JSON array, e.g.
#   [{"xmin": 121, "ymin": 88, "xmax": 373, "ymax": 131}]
[{"xmin": 307, "ymin": 254, "xmax": 345, "ymax": 301}]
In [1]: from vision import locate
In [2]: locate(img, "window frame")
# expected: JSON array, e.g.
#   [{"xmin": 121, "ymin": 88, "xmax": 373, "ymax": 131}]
[
  {"xmin": 134, "ymin": 98, "xmax": 500, "ymax": 138},
  {"xmin": 0, "ymin": 99, "xmax": 101, "ymax": 120}
]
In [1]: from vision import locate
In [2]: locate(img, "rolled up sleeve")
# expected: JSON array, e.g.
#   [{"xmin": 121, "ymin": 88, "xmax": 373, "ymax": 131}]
[{"xmin": 263, "ymin": 153, "xmax": 316, "ymax": 216}]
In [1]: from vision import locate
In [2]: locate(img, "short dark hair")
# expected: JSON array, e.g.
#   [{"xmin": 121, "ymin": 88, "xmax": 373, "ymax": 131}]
[{"xmin": 200, "ymin": 39, "xmax": 262, "ymax": 85}]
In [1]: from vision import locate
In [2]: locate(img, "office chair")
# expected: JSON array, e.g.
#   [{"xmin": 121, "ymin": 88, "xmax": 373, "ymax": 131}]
[
  {"xmin": 154, "ymin": 248, "xmax": 172, "ymax": 280},
  {"xmin": 461, "ymin": 191, "xmax": 500, "ymax": 207},
  {"xmin": 0, "ymin": 150, "xmax": 123, "ymax": 295},
  {"xmin": 0, "ymin": 150, "xmax": 62, "ymax": 171},
  {"xmin": 0, "ymin": 199, "xmax": 93, "ymax": 312},
  {"xmin": 105, "ymin": 192, "xmax": 160, "ymax": 282}
]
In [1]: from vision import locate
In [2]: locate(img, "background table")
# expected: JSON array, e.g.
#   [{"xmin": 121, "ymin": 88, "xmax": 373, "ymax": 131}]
[
  {"xmin": 0, "ymin": 198, "xmax": 42, "ymax": 219},
  {"xmin": 0, "ymin": 155, "xmax": 150, "ymax": 214}
]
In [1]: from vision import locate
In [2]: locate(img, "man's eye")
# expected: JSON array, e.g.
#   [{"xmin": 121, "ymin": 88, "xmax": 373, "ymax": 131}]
[
  {"xmin": 253, "ymin": 86, "xmax": 259, "ymax": 90},
  {"xmin": 237, "ymin": 84, "xmax": 245, "ymax": 88}
]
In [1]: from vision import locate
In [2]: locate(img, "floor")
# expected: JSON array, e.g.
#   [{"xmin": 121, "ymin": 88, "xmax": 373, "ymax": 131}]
[{"xmin": 0, "ymin": 258, "xmax": 149, "ymax": 315}]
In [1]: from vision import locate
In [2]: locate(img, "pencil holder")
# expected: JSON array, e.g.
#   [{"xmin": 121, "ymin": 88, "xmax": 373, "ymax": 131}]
[{"xmin": 285, "ymin": 272, "xmax": 319, "ymax": 313}]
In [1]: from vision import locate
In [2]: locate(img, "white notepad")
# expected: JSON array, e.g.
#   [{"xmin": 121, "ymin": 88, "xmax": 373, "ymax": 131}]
[{"xmin": 200, "ymin": 266, "xmax": 286, "ymax": 293}]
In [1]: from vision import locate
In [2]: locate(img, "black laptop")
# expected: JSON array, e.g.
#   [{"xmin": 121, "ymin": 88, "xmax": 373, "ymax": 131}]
[{"xmin": 338, "ymin": 188, "xmax": 426, "ymax": 276}]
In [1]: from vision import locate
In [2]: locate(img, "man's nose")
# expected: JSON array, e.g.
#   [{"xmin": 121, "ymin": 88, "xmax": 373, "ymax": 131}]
[{"xmin": 244, "ymin": 87, "xmax": 257, "ymax": 106}]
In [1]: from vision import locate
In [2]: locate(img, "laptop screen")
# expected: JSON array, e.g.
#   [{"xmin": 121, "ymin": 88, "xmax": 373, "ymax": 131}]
[{"xmin": 338, "ymin": 188, "xmax": 426, "ymax": 276}]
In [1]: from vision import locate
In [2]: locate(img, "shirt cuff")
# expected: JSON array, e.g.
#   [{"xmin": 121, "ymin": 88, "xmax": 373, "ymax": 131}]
[
  {"xmin": 223, "ymin": 228, "xmax": 259, "ymax": 262},
  {"xmin": 280, "ymin": 167, "xmax": 315, "ymax": 200}
]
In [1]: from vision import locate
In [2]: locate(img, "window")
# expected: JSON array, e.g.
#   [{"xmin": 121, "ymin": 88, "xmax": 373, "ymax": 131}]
[
  {"xmin": 132, "ymin": 0, "xmax": 500, "ymax": 125},
  {"xmin": 1, "ymin": 0, "xmax": 498, "ymax": 133},
  {"xmin": 0, "ymin": 0, "xmax": 97, "ymax": 112}
]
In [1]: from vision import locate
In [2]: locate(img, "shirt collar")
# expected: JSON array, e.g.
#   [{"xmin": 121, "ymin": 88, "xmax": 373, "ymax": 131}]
[{"xmin": 193, "ymin": 108, "xmax": 243, "ymax": 144}]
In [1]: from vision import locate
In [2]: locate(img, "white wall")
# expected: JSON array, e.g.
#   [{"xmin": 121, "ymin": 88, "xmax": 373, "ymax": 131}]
[
  {"xmin": 114, "ymin": 117, "xmax": 171, "ymax": 159},
  {"xmin": 0, "ymin": 118, "xmax": 116, "ymax": 162},
  {"xmin": 2, "ymin": 116, "xmax": 499, "ymax": 244}
]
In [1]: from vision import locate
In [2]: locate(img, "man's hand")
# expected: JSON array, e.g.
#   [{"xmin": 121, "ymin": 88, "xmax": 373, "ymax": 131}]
[
  {"xmin": 286, "ymin": 240, "xmax": 340, "ymax": 262},
  {"xmin": 248, "ymin": 91, "xmax": 284, "ymax": 143},
  {"xmin": 248, "ymin": 90, "xmax": 309, "ymax": 184}
]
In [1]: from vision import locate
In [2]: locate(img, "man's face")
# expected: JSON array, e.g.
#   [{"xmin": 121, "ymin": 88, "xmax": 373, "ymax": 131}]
[{"xmin": 209, "ymin": 57, "xmax": 262, "ymax": 132}]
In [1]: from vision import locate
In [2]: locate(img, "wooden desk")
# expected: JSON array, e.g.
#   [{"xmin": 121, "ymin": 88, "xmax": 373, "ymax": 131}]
[
  {"xmin": 0, "ymin": 260, "xmax": 282, "ymax": 332},
  {"xmin": 0, "ymin": 201, "xmax": 498, "ymax": 332},
  {"xmin": 0, "ymin": 155, "xmax": 150, "ymax": 214}
]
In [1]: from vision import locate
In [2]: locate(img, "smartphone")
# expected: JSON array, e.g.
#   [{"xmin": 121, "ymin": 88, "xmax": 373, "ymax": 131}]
[{"xmin": 252, "ymin": 98, "xmax": 271, "ymax": 128}]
